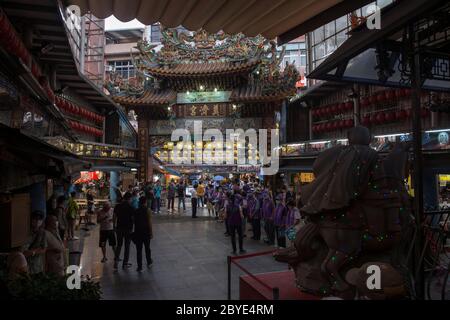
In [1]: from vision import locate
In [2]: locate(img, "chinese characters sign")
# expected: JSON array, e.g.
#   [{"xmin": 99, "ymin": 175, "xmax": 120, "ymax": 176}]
[
  {"xmin": 177, "ymin": 91, "xmax": 231, "ymax": 104},
  {"xmin": 174, "ymin": 103, "xmax": 232, "ymax": 117}
]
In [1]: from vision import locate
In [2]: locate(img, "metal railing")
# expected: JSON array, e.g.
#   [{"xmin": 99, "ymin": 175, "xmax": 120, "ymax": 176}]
[{"xmin": 43, "ymin": 136, "xmax": 138, "ymax": 160}]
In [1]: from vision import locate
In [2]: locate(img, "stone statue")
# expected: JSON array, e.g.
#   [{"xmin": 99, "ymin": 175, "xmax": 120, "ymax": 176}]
[{"xmin": 274, "ymin": 126, "xmax": 414, "ymax": 299}]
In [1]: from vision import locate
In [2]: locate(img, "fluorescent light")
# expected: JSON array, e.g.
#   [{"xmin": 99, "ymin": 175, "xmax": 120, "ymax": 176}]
[
  {"xmin": 337, "ymin": 139, "xmax": 348, "ymax": 142},
  {"xmin": 131, "ymin": 168, "xmax": 137, "ymax": 172},
  {"xmin": 374, "ymin": 133, "xmax": 409, "ymax": 138},
  {"xmin": 309, "ymin": 140, "xmax": 331, "ymax": 145},
  {"xmin": 425, "ymin": 128, "xmax": 450, "ymax": 133}
]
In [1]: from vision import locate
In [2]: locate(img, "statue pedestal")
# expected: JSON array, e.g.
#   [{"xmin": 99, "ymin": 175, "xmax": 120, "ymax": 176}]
[{"xmin": 239, "ymin": 270, "xmax": 321, "ymax": 300}]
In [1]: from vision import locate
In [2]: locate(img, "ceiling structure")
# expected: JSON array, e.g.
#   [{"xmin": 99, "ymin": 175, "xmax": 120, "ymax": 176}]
[{"xmin": 64, "ymin": 0, "xmax": 373, "ymax": 44}]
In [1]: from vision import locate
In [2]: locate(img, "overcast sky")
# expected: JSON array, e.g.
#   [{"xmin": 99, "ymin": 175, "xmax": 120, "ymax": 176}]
[{"xmin": 105, "ymin": 15, "xmax": 145, "ymax": 30}]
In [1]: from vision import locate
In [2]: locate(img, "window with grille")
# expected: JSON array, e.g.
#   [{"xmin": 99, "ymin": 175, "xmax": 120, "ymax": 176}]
[{"xmin": 108, "ymin": 60, "xmax": 135, "ymax": 79}]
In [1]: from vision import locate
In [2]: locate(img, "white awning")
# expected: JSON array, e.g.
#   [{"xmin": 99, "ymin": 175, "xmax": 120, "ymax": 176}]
[{"xmin": 64, "ymin": 0, "xmax": 365, "ymax": 42}]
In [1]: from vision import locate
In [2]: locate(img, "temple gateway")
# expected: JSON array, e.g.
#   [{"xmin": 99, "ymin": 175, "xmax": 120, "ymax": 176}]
[{"xmin": 108, "ymin": 26, "xmax": 299, "ymax": 181}]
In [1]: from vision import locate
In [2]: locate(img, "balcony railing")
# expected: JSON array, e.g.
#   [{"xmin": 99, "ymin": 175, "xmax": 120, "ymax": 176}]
[
  {"xmin": 43, "ymin": 136, "xmax": 138, "ymax": 160},
  {"xmin": 280, "ymin": 128, "xmax": 450, "ymax": 157}
]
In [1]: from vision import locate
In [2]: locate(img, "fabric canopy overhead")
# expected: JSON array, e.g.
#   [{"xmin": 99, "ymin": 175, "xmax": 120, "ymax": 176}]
[{"xmin": 65, "ymin": 0, "xmax": 344, "ymax": 40}]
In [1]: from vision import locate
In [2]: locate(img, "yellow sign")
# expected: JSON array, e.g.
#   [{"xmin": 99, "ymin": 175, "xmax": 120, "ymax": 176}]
[
  {"xmin": 299, "ymin": 172, "xmax": 314, "ymax": 183},
  {"xmin": 439, "ymin": 174, "xmax": 450, "ymax": 186}
]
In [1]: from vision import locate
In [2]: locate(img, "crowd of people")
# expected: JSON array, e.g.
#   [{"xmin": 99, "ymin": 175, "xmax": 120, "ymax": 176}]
[
  {"xmin": 5, "ymin": 176, "xmax": 303, "ymax": 279},
  {"xmin": 199, "ymin": 179, "xmax": 303, "ymax": 255}
]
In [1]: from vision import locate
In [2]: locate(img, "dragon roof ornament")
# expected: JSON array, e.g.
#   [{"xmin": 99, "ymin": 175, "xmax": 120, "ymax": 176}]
[
  {"xmin": 135, "ymin": 26, "xmax": 284, "ymax": 68},
  {"xmin": 105, "ymin": 27, "xmax": 299, "ymax": 99}
]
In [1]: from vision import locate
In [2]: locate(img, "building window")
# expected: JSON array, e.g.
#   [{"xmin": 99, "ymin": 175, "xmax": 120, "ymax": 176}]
[
  {"xmin": 309, "ymin": 0, "xmax": 393, "ymax": 71},
  {"xmin": 108, "ymin": 60, "xmax": 135, "ymax": 79},
  {"xmin": 151, "ymin": 24, "xmax": 162, "ymax": 43}
]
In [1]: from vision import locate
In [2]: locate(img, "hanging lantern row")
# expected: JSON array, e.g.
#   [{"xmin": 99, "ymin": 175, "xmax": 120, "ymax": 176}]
[
  {"xmin": 312, "ymin": 101, "xmax": 354, "ymax": 118},
  {"xmin": 38, "ymin": 76, "xmax": 56, "ymax": 104},
  {"xmin": 360, "ymin": 108, "xmax": 430, "ymax": 126},
  {"xmin": 0, "ymin": 9, "xmax": 31, "ymax": 66},
  {"xmin": 0, "ymin": 10, "xmax": 44, "ymax": 80},
  {"xmin": 68, "ymin": 120, "xmax": 103, "ymax": 137},
  {"xmin": 312, "ymin": 118, "xmax": 354, "ymax": 133},
  {"xmin": 360, "ymin": 88, "xmax": 429, "ymax": 108},
  {"xmin": 55, "ymin": 96, "xmax": 104, "ymax": 124}
]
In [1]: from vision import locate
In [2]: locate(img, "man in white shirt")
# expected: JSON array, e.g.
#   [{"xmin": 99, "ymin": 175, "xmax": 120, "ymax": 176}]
[{"xmin": 97, "ymin": 202, "xmax": 116, "ymax": 262}]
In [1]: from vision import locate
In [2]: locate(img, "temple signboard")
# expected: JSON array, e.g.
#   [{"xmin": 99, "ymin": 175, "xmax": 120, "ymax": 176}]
[
  {"xmin": 177, "ymin": 91, "xmax": 231, "ymax": 104},
  {"xmin": 174, "ymin": 103, "xmax": 231, "ymax": 117}
]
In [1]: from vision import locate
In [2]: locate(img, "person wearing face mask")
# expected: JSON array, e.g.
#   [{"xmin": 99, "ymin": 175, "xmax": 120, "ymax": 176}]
[
  {"xmin": 24, "ymin": 211, "xmax": 47, "ymax": 274},
  {"xmin": 44, "ymin": 215, "xmax": 66, "ymax": 276},
  {"xmin": 273, "ymin": 195, "xmax": 288, "ymax": 248},
  {"xmin": 54, "ymin": 196, "xmax": 67, "ymax": 241}
]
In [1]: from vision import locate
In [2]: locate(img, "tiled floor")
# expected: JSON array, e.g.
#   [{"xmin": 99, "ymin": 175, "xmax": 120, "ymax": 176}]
[{"xmin": 78, "ymin": 205, "xmax": 288, "ymax": 300}]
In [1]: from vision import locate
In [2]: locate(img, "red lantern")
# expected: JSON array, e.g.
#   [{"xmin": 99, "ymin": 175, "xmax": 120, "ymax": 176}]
[
  {"xmin": 370, "ymin": 113, "xmax": 378, "ymax": 125},
  {"xmin": 403, "ymin": 88, "xmax": 411, "ymax": 97},
  {"xmin": 385, "ymin": 111, "xmax": 395, "ymax": 122},
  {"xmin": 369, "ymin": 95, "xmax": 377, "ymax": 105},
  {"xmin": 395, "ymin": 109, "xmax": 407, "ymax": 121},
  {"xmin": 395, "ymin": 88, "xmax": 403, "ymax": 99},
  {"xmin": 361, "ymin": 97, "xmax": 369, "ymax": 108},
  {"xmin": 329, "ymin": 104, "xmax": 336, "ymax": 114},
  {"xmin": 361, "ymin": 115, "xmax": 371, "ymax": 126},
  {"xmin": 376, "ymin": 112, "xmax": 385, "ymax": 124},
  {"xmin": 377, "ymin": 92, "xmax": 385, "ymax": 103},
  {"xmin": 345, "ymin": 101, "xmax": 353, "ymax": 111},
  {"xmin": 421, "ymin": 108, "xmax": 430, "ymax": 118},
  {"xmin": 386, "ymin": 90, "xmax": 395, "ymax": 101}
]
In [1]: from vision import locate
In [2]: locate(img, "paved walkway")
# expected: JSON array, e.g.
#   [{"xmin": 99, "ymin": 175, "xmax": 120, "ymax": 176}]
[{"xmin": 77, "ymin": 205, "xmax": 288, "ymax": 300}]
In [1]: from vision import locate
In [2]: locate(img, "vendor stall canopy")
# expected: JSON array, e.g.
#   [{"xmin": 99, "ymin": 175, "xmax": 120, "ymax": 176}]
[{"xmin": 64, "ymin": 0, "xmax": 373, "ymax": 44}]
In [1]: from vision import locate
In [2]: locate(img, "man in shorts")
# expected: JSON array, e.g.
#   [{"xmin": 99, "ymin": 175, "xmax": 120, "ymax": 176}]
[{"xmin": 97, "ymin": 202, "xmax": 116, "ymax": 263}]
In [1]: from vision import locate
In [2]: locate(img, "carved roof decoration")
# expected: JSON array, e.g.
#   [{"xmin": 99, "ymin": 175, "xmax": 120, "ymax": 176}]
[{"xmin": 106, "ymin": 27, "xmax": 299, "ymax": 106}]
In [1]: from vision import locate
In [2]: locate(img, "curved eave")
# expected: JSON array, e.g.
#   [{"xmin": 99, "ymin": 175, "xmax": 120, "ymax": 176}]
[
  {"xmin": 112, "ymin": 90, "xmax": 176, "ymax": 107},
  {"xmin": 144, "ymin": 60, "xmax": 260, "ymax": 79}
]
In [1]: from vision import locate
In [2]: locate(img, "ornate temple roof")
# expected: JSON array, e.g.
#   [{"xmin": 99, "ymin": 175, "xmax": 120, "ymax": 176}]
[
  {"xmin": 113, "ymin": 89, "xmax": 176, "ymax": 106},
  {"xmin": 107, "ymin": 27, "xmax": 299, "ymax": 107},
  {"xmin": 144, "ymin": 60, "xmax": 260, "ymax": 78}
]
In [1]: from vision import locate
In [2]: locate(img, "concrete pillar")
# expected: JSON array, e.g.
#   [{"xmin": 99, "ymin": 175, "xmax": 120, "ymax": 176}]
[
  {"xmin": 30, "ymin": 182, "xmax": 47, "ymax": 215},
  {"xmin": 109, "ymin": 171, "xmax": 120, "ymax": 206},
  {"xmin": 353, "ymin": 84, "xmax": 360, "ymax": 126},
  {"xmin": 280, "ymin": 100, "xmax": 287, "ymax": 144}
]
